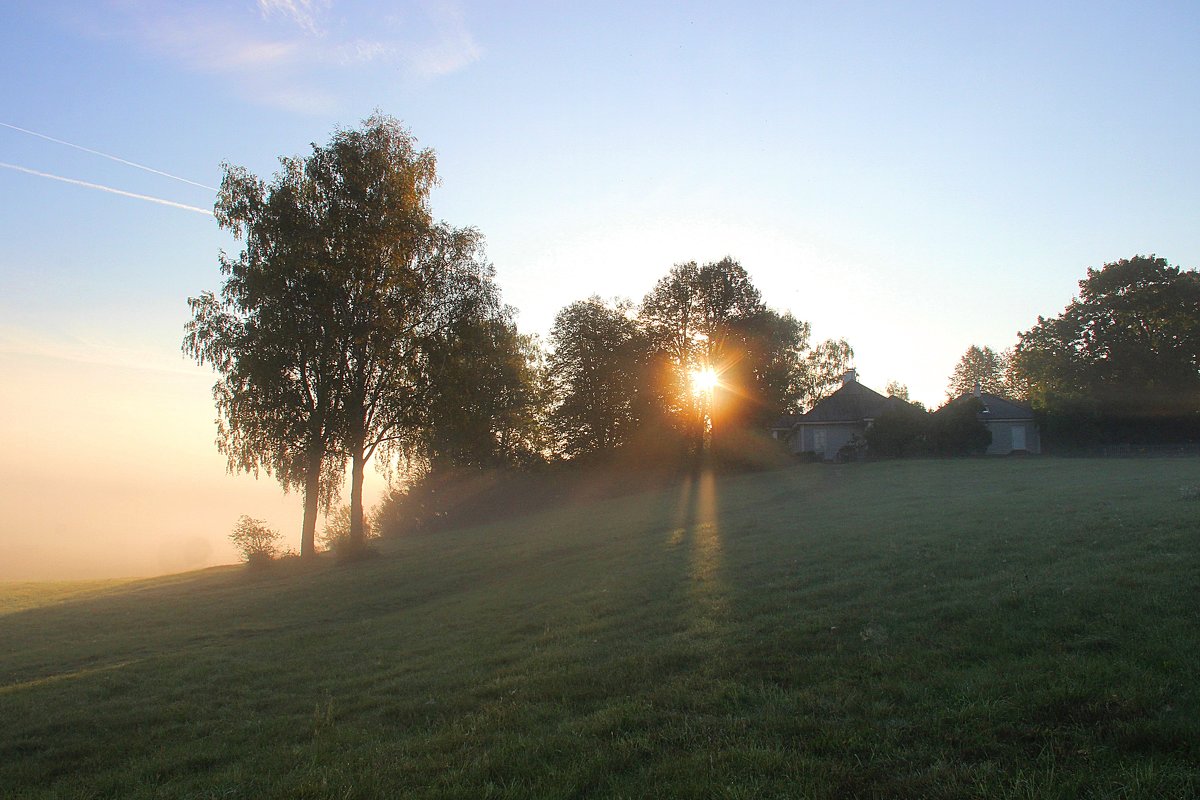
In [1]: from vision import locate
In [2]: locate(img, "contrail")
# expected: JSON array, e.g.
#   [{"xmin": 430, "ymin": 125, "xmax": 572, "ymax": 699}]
[
  {"xmin": 0, "ymin": 162, "xmax": 213, "ymax": 216},
  {"xmin": 0, "ymin": 121, "xmax": 217, "ymax": 191}
]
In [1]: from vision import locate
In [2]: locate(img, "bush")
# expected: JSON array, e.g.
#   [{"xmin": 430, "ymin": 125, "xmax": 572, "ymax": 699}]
[
  {"xmin": 319, "ymin": 504, "xmax": 380, "ymax": 554},
  {"xmin": 864, "ymin": 405, "xmax": 931, "ymax": 458},
  {"xmin": 229, "ymin": 515, "xmax": 282, "ymax": 567}
]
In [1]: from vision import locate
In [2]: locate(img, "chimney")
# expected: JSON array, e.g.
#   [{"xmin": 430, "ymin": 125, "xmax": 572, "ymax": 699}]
[
  {"xmin": 973, "ymin": 379, "xmax": 981, "ymax": 398},
  {"xmin": 842, "ymin": 368, "xmax": 857, "ymax": 386}
]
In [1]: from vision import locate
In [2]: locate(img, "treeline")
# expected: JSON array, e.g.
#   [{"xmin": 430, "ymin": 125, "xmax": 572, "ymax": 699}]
[
  {"xmin": 187, "ymin": 117, "xmax": 851, "ymax": 556},
  {"xmin": 941, "ymin": 255, "xmax": 1200, "ymax": 452}
]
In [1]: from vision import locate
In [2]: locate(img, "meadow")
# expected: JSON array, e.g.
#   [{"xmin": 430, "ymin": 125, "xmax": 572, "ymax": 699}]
[{"xmin": 1, "ymin": 457, "xmax": 1198, "ymax": 799}]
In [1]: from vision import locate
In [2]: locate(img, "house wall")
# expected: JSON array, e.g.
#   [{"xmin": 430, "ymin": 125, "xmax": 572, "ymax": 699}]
[
  {"xmin": 984, "ymin": 420, "xmax": 1041, "ymax": 455},
  {"xmin": 793, "ymin": 423, "xmax": 865, "ymax": 459}
]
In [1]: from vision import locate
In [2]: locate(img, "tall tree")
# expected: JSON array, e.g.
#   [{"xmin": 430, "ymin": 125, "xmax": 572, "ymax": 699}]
[
  {"xmin": 640, "ymin": 258, "xmax": 765, "ymax": 444},
  {"xmin": 306, "ymin": 117, "xmax": 495, "ymax": 550},
  {"xmin": 797, "ymin": 338, "xmax": 855, "ymax": 410},
  {"xmin": 423, "ymin": 298, "xmax": 548, "ymax": 470},
  {"xmin": 185, "ymin": 158, "xmax": 344, "ymax": 558},
  {"xmin": 547, "ymin": 296, "xmax": 646, "ymax": 458},
  {"xmin": 947, "ymin": 345, "xmax": 1009, "ymax": 399},
  {"xmin": 1010, "ymin": 255, "xmax": 1200, "ymax": 433}
]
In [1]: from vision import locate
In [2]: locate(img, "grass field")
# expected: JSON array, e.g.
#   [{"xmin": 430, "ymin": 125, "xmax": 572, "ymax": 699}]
[{"xmin": 2, "ymin": 457, "xmax": 1198, "ymax": 799}]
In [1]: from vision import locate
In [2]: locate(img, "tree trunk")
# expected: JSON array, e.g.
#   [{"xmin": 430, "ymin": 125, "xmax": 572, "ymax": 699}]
[
  {"xmin": 299, "ymin": 444, "xmax": 323, "ymax": 558},
  {"xmin": 349, "ymin": 448, "xmax": 366, "ymax": 550}
]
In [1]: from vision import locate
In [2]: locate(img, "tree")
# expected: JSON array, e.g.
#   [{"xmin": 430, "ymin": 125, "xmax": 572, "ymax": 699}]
[
  {"xmin": 423, "ymin": 299, "xmax": 548, "ymax": 470},
  {"xmin": 547, "ymin": 296, "xmax": 646, "ymax": 458},
  {"xmin": 1010, "ymin": 255, "xmax": 1200, "ymax": 444},
  {"xmin": 192, "ymin": 116, "xmax": 497, "ymax": 556},
  {"xmin": 864, "ymin": 402, "xmax": 929, "ymax": 458},
  {"xmin": 884, "ymin": 380, "xmax": 910, "ymax": 401},
  {"xmin": 186, "ymin": 158, "xmax": 345, "ymax": 559},
  {"xmin": 306, "ymin": 117, "xmax": 495, "ymax": 552},
  {"xmin": 797, "ymin": 338, "xmax": 854, "ymax": 409},
  {"xmin": 947, "ymin": 345, "xmax": 1008, "ymax": 399},
  {"xmin": 727, "ymin": 308, "xmax": 812, "ymax": 429},
  {"xmin": 640, "ymin": 258, "xmax": 766, "ymax": 446}
]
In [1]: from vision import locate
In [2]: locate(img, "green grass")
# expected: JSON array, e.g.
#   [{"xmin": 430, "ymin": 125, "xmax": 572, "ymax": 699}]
[{"xmin": 2, "ymin": 457, "xmax": 1198, "ymax": 799}]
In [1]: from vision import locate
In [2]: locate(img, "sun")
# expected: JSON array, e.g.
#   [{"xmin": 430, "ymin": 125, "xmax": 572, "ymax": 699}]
[{"xmin": 690, "ymin": 365, "xmax": 719, "ymax": 394}]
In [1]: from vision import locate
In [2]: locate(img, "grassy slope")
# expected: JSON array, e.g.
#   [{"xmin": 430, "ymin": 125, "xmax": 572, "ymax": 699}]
[{"xmin": 1, "ymin": 458, "xmax": 1198, "ymax": 799}]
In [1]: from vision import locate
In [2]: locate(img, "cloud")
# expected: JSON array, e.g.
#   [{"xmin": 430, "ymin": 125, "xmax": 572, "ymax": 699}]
[
  {"xmin": 62, "ymin": 1, "xmax": 483, "ymax": 113},
  {"xmin": 256, "ymin": 0, "xmax": 329, "ymax": 34},
  {"xmin": 404, "ymin": 1, "xmax": 482, "ymax": 78}
]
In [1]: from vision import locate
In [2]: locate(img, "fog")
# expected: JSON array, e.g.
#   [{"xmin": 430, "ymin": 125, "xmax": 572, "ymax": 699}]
[{"xmin": 0, "ymin": 347, "xmax": 385, "ymax": 581}]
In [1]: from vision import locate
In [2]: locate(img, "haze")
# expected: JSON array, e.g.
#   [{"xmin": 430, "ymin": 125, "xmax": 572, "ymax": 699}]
[{"xmin": 2, "ymin": 1, "xmax": 1198, "ymax": 578}]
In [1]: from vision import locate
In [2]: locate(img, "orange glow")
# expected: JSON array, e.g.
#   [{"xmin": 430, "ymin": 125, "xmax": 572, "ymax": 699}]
[{"xmin": 690, "ymin": 365, "xmax": 719, "ymax": 395}]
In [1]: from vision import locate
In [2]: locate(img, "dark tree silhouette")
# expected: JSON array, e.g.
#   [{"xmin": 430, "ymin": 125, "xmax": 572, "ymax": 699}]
[
  {"xmin": 547, "ymin": 296, "xmax": 645, "ymax": 457},
  {"xmin": 185, "ymin": 158, "xmax": 345, "ymax": 558}
]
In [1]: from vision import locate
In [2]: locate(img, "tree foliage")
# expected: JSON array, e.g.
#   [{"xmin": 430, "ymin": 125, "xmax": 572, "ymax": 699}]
[
  {"xmin": 1010, "ymin": 255, "xmax": 1200, "ymax": 445},
  {"xmin": 191, "ymin": 116, "xmax": 501, "ymax": 554},
  {"xmin": 229, "ymin": 515, "xmax": 283, "ymax": 566},
  {"xmin": 947, "ymin": 345, "xmax": 1008, "ymax": 399},
  {"xmin": 186, "ymin": 157, "xmax": 347, "ymax": 558},
  {"xmin": 548, "ymin": 297, "xmax": 646, "ymax": 458},
  {"xmin": 424, "ymin": 300, "xmax": 548, "ymax": 470}
]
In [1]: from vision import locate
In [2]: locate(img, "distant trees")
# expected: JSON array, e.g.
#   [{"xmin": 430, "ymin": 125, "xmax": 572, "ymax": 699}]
[
  {"xmin": 884, "ymin": 380, "xmax": 910, "ymax": 402},
  {"xmin": 947, "ymin": 345, "xmax": 1009, "ymax": 399},
  {"xmin": 539, "ymin": 258, "xmax": 853, "ymax": 461},
  {"xmin": 1009, "ymin": 255, "xmax": 1200, "ymax": 446}
]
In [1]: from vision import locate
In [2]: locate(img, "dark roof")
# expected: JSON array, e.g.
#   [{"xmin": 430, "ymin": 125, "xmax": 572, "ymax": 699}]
[
  {"xmin": 950, "ymin": 392, "xmax": 1035, "ymax": 421},
  {"xmin": 771, "ymin": 413, "xmax": 801, "ymax": 430},
  {"xmin": 797, "ymin": 381, "xmax": 898, "ymax": 424}
]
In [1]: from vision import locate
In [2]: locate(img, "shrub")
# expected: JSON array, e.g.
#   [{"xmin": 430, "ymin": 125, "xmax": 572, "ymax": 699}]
[
  {"xmin": 319, "ymin": 505, "xmax": 379, "ymax": 553},
  {"xmin": 229, "ymin": 515, "xmax": 282, "ymax": 567}
]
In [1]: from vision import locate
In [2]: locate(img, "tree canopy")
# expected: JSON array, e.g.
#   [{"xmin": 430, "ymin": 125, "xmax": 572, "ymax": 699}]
[
  {"xmin": 190, "ymin": 116, "xmax": 500, "ymax": 554},
  {"xmin": 947, "ymin": 345, "xmax": 1008, "ymax": 399},
  {"xmin": 1009, "ymin": 255, "xmax": 1200, "ymax": 444}
]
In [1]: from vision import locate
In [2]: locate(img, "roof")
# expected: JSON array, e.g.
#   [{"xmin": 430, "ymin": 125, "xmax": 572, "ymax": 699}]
[
  {"xmin": 796, "ymin": 381, "xmax": 900, "ymax": 424},
  {"xmin": 771, "ymin": 413, "xmax": 801, "ymax": 430},
  {"xmin": 950, "ymin": 392, "xmax": 1036, "ymax": 421}
]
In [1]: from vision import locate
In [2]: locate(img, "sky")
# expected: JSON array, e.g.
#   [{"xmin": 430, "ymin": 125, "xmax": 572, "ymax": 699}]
[{"xmin": 2, "ymin": 0, "xmax": 1198, "ymax": 579}]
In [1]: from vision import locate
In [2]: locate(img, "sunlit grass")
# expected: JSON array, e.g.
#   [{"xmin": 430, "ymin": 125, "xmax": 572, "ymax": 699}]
[{"xmin": 1, "ymin": 457, "xmax": 1198, "ymax": 798}]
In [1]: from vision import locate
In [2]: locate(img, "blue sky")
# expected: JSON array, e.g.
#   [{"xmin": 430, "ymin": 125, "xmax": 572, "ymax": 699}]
[{"xmin": 2, "ymin": 1, "xmax": 1198, "ymax": 578}]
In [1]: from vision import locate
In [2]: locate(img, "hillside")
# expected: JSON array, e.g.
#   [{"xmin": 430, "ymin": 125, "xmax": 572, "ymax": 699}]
[{"xmin": 2, "ymin": 458, "xmax": 1198, "ymax": 799}]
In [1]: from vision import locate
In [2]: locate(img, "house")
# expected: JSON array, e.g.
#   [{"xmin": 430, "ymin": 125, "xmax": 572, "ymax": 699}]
[
  {"xmin": 954, "ymin": 388, "xmax": 1041, "ymax": 455},
  {"xmin": 771, "ymin": 372, "xmax": 1043, "ymax": 459},
  {"xmin": 774, "ymin": 370, "xmax": 909, "ymax": 460}
]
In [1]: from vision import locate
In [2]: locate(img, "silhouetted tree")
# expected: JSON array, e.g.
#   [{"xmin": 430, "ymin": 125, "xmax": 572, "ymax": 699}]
[
  {"xmin": 947, "ymin": 345, "xmax": 1008, "ymax": 399},
  {"xmin": 306, "ymin": 117, "xmax": 495, "ymax": 552},
  {"xmin": 640, "ymin": 258, "xmax": 766, "ymax": 446},
  {"xmin": 186, "ymin": 158, "xmax": 346, "ymax": 558},
  {"xmin": 192, "ymin": 116, "xmax": 497, "ymax": 556},
  {"xmin": 864, "ymin": 402, "xmax": 930, "ymax": 458},
  {"xmin": 797, "ymin": 338, "xmax": 855, "ymax": 409},
  {"xmin": 929, "ymin": 397, "xmax": 992, "ymax": 456},
  {"xmin": 424, "ymin": 300, "xmax": 549, "ymax": 470},
  {"xmin": 1010, "ymin": 255, "xmax": 1200, "ymax": 445},
  {"xmin": 547, "ymin": 296, "xmax": 646, "ymax": 457}
]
